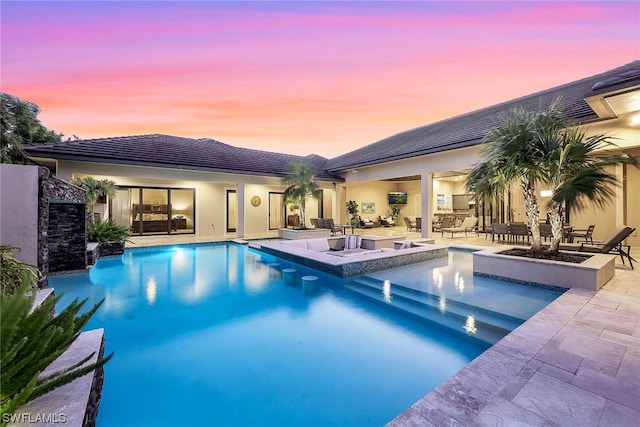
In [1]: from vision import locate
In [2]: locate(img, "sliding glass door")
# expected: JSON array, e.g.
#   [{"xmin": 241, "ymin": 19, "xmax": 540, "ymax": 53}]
[{"xmin": 111, "ymin": 186, "xmax": 195, "ymax": 235}]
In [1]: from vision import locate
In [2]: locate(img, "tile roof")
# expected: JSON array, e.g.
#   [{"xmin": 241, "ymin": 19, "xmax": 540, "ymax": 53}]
[
  {"xmin": 24, "ymin": 134, "xmax": 342, "ymax": 181},
  {"xmin": 325, "ymin": 60, "xmax": 640, "ymax": 172}
]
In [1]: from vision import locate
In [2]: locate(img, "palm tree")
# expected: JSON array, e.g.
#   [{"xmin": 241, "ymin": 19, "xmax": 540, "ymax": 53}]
[
  {"xmin": 282, "ymin": 162, "xmax": 321, "ymax": 229},
  {"xmin": 466, "ymin": 108, "xmax": 545, "ymax": 252},
  {"xmin": 468, "ymin": 101, "xmax": 639, "ymax": 254},
  {"xmin": 72, "ymin": 177, "xmax": 117, "ymax": 216},
  {"xmin": 532, "ymin": 110, "xmax": 639, "ymax": 251}
]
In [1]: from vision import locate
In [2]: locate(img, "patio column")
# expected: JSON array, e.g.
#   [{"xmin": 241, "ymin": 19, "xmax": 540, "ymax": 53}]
[
  {"xmin": 421, "ymin": 172, "xmax": 432, "ymax": 238},
  {"xmin": 615, "ymin": 163, "xmax": 624, "ymax": 227},
  {"xmin": 236, "ymin": 182, "xmax": 245, "ymax": 238}
]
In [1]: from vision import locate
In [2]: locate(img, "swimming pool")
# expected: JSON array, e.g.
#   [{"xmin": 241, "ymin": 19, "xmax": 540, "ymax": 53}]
[{"xmin": 51, "ymin": 243, "xmax": 564, "ymax": 426}]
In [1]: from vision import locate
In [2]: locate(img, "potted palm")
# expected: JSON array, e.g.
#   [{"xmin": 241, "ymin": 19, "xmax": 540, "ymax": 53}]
[{"xmin": 282, "ymin": 162, "xmax": 321, "ymax": 229}]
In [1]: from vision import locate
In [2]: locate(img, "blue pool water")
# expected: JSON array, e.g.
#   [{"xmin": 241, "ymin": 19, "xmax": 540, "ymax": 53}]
[{"xmin": 51, "ymin": 244, "xmax": 564, "ymax": 427}]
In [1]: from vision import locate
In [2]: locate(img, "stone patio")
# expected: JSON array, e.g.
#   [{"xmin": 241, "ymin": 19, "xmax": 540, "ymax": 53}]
[{"xmin": 387, "ymin": 267, "xmax": 640, "ymax": 426}]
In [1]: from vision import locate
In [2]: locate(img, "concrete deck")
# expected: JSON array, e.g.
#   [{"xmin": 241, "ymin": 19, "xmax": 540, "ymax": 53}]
[{"xmin": 126, "ymin": 226, "xmax": 639, "ymax": 426}]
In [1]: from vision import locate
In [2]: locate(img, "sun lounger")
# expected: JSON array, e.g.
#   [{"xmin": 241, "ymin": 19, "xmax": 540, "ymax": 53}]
[
  {"xmin": 441, "ymin": 216, "xmax": 479, "ymax": 238},
  {"xmin": 562, "ymin": 225, "xmax": 636, "ymax": 269}
]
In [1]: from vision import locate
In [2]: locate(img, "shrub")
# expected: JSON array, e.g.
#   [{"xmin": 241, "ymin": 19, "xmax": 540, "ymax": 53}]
[
  {"xmin": 0, "ymin": 279, "xmax": 112, "ymax": 422},
  {"xmin": 0, "ymin": 246, "xmax": 40, "ymax": 295},
  {"xmin": 88, "ymin": 219, "xmax": 130, "ymax": 243}
]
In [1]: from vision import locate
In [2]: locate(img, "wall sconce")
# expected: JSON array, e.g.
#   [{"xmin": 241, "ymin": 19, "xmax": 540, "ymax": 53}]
[{"xmin": 540, "ymin": 190, "xmax": 553, "ymax": 197}]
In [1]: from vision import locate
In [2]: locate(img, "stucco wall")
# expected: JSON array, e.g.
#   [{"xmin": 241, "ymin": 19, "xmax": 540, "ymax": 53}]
[
  {"xmin": 0, "ymin": 164, "xmax": 39, "ymax": 265},
  {"xmin": 61, "ymin": 161, "xmax": 337, "ymax": 239}
]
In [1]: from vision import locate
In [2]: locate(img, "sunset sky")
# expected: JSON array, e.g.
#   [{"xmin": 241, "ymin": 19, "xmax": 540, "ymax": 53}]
[{"xmin": 1, "ymin": 1, "xmax": 638, "ymax": 158}]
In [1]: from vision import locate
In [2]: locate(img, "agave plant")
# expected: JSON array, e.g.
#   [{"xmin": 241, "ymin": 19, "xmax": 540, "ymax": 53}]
[{"xmin": 1, "ymin": 279, "xmax": 112, "ymax": 420}]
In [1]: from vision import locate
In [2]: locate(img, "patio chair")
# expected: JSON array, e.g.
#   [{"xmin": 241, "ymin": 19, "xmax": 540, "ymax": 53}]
[
  {"xmin": 404, "ymin": 216, "xmax": 417, "ymax": 231},
  {"xmin": 491, "ymin": 222, "xmax": 509, "ymax": 243},
  {"xmin": 509, "ymin": 222, "xmax": 530, "ymax": 244},
  {"xmin": 317, "ymin": 218, "xmax": 342, "ymax": 235},
  {"xmin": 567, "ymin": 224, "xmax": 595, "ymax": 243},
  {"xmin": 441, "ymin": 216, "xmax": 478, "ymax": 238},
  {"xmin": 539, "ymin": 223, "xmax": 553, "ymax": 241},
  {"xmin": 566, "ymin": 226, "xmax": 636, "ymax": 269}
]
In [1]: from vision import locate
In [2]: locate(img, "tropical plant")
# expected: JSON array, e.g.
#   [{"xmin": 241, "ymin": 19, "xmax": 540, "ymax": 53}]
[
  {"xmin": 467, "ymin": 107, "xmax": 546, "ymax": 251},
  {"xmin": 531, "ymin": 108, "xmax": 639, "ymax": 251},
  {"xmin": 88, "ymin": 219, "xmax": 130, "ymax": 244},
  {"xmin": 467, "ymin": 101, "xmax": 639, "ymax": 253},
  {"xmin": 282, "ymin": 162, "xmax": 321, "ymax": 229},
  {"xmin": 0, "ymin": 246, "xmax": 40, "ymax": 295},
  {"xmin": 1, "ymin": 279, "xmax": 112, "ymax": 421},
  {"xmin": 72, "ymin": 176, "xmax": 117, "ymax": 216},
  {"xmin": 1, "ymin": 93, "xmax": 62, "ymax": 163},
  {"xmin": 346, "ymin": 200, "xmax": 360, "ymax": 225}
]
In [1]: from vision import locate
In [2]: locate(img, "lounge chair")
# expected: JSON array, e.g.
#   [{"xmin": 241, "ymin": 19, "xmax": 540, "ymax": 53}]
[
  {"xmin": 564, "ymin": 225, "xmax": 636, "ymax": 269},
  {"xmin": 378, "ymin": 216, "xmax": 394, "ymax": 227},
  {"xmin": 567, "ymin": 224, "xmax": 595, "ymax": 243},
  {"xmin": 441, "ymin": 216, "xmax": 478, "ymax": 238}
]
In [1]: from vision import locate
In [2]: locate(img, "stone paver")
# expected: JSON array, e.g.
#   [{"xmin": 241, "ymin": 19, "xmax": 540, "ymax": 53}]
[{"xmin": 387, "ymin": 268, "xmax": 640, "ymax": 426}]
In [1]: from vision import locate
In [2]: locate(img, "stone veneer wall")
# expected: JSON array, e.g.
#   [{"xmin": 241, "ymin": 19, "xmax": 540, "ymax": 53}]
[
  {"xmin": 48, "ymin": 203, "xmax": 88, "ymax": 272},
  {"xmin": 38, "ymin": 168, "xmax": 87, "ymax": 280},
  {"xmin": 83, "ymin": 338, "xmax": 106, "ymax": 427}
]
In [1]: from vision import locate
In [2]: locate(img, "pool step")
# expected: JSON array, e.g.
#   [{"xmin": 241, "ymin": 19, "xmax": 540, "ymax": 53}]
[
  {"xmin": 344, "ymin": 278, "xmax": 523, "ymax": 345},
  {"xmin": 351, "ymin": 276, "xmax": 527, "ymax": 328}
]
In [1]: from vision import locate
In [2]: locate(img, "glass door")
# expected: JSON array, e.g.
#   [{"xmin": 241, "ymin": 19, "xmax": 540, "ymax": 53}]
[
  {"xmin": 227, "ymin": 190, "xmax": 237, "ymax": 233},
  {"xmin": 269, "ymin": 192, "xmax": 285, "ymax": 230}
]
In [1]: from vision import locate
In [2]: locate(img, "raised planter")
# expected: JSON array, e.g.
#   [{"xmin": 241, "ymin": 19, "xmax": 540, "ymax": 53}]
[
  {"xmin": 473, "ymin": 246, "xmax": 616, "ymax": 291},
  {"xmin": 278, "ymin": 228, "xmax": 331, "ymax": 240},
  {"xmin": 98, "ymin": 241, "xmax": 125, "ymax": 257}
]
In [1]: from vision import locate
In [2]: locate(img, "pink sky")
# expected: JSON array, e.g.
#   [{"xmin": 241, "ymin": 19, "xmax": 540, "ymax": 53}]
[{"xmin": 1, "ymin": 1, "xmax": 638, "ymax": 158}]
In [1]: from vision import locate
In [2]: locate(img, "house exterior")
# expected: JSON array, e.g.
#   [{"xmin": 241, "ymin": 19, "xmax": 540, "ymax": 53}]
[{"xmin": 19, "ymin": 60, "xmax": 640, "ymax": 252}]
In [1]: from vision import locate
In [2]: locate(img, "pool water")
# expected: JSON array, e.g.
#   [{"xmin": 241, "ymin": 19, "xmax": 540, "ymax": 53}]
[{"xmin": 51, "ymin": 244, "xmax": 563, "ymax": 427}]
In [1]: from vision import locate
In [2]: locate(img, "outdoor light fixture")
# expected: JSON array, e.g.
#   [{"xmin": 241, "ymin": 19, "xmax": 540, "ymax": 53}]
[{"xmin": 540, "ymin": 190, "xmax": 553, "ymax": 197}]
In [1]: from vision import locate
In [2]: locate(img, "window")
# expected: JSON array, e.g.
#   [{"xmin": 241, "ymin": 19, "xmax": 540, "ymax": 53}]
[{"xmin": 111, "ymin": 186, "xmax": 195, "ymax": 235}]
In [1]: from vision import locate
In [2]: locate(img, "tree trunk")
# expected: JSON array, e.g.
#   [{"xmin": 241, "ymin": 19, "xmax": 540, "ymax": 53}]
[
  {"xmin": 520, "ymin": 180, "xmax": 542, "ymax": 251},
  {"xmin": 300, "ymin": 202, "xmax": 306, "ymax": 229},
  {"xmin": 547, "ymin": 200, "xmax": 564, "ymax": 252}
]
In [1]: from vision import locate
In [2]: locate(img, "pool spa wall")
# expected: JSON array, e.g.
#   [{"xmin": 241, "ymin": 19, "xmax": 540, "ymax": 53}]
[{"xmin": 256, "ymin": 239, "xmax": 448, "ymax": 277}]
